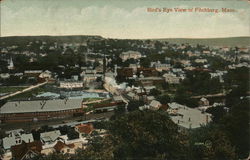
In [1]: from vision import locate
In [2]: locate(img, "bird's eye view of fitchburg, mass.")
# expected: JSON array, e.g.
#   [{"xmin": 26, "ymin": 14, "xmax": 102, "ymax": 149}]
[{"xmin": 0, "ymin": 0, "xmax": 249, "ymax": 160}]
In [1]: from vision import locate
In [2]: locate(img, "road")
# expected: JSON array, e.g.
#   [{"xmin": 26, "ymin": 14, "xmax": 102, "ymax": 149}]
[
  {"xmin": 0, "ymin": 81, "xmax": 48, "ymax": 100},
  {"xmin": 190, "ymin": 93, "xmax": 226, "ymax": 99}
]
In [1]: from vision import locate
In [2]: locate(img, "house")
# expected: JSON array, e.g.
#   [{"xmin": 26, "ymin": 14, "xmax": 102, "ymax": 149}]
[
  {"xmin": 199, "ymin": 97, "xmax": 209, "ymax": 106},
  {"xmin": 195, "ymin": 59, "xmax": 207, "ymax": 64},
  {"xmin": 119, "ymin": 51, "xmax": 142, "ymax": 62},
  {"xmin": 154, "ymin": 63, "xmax": 171, "ymax": 72},
  {"xmin": 126, "ymin": 92, "xmax": 139, "ymax": 101},
  {"xmin": 53, "ymin": 141, "xmax": 75, "ymax": 154},
  {"xmin": 2, "ymin": 130, "xmax": 34, "ymax": 151},
  {"xmin": 163, "ymin": 73, "xmax": 180, "ymax": 84},
  {"xmin": 202, "ymin": 50, "xmax": 211, "ymax": 54},
  {"xmin": 165, "ymin": 57, "xmax": 171, "ymax": 64},
  {"xmin": 0, "ymin": 73, "xmax": 10, "ymax": 79},
  {"xmin": 149, "ymin": 100, "xmax": 161, "ymax": 110},
  {"xmin": 137, "ymin": 68, "xmax": 159, "ymax": 77},
  {"xmin": 59, "ymin": 80, "xmax": 83, "ymax": 89},
  {"xmin": 40, "ymin": 130, "xmax": 61, "ymax": 145},
  {"xmin": 75, "ymin": 123, "xmax": 94, "ymax": 137},
  {"xmin": 129, "ymin": 64, "xmax": 140, "ymax": 73},
  {"xmin": 38, "ymin": 70, "xmax": 52, "ymax": 81},
  {"xmin": 24, "ymin": 70, "xmax": 43, "ymax": 77},
  {"xmin": 117, "ymin": 68, "xmax": 134, "ymax": 78},
  {"xmin": 11, "ymin": 141, "xmax": 43, "ymax": 160},
  {"xmin": 146, "ymin": 96, "xmax": 155, "ymax": 102}
]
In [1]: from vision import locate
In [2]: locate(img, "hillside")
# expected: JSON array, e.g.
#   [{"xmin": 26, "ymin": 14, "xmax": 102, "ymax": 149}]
[
  {"xmin": 156, "ymin": 37, "xmax": 250, "ymax": 47},
  {"xmin": 0, "ymin": 35, "xmax": 104, "ymax": 46},
  {"xmin": 1, "ymin": 35, "xmax": 249, "ymax": 47}
]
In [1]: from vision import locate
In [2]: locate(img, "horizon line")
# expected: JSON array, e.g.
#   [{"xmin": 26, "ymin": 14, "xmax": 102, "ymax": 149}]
[{"xmin": 1, "ymin": 34, "xmax": 250, "ymax": 40}]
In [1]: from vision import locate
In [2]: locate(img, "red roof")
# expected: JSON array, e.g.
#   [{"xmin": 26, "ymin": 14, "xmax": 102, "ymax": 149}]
[
  {"xmin": 76, "ymin": 123, "xmax": 94, "ymax": 134},
  {"xmin": 53, "ymin": 141, "xmax": 75, "ymax": 152},
  {"xmin": 11, "ymin": 141, "xmax": 42, "ymax": 160}
]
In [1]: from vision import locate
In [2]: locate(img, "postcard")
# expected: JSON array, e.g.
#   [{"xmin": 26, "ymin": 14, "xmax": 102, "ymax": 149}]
[{"xmin": 0, "ymin": 0, "xmax": 249, "ymax": 160}]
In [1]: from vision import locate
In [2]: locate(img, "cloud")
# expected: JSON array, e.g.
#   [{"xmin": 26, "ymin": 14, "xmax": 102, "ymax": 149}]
[{"xmin": 1, "ymin": 1, "xmax": 249, "ymax": 38}]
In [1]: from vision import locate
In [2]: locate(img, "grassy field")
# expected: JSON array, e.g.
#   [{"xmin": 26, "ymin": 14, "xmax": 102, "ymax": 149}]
[
  {"xmin": 5, "ymin": 84, "xmax": 56, "ymax": 100},
  {"xmin": 0, "ymin": 86, "xmax": 26, "ymax": 94}
]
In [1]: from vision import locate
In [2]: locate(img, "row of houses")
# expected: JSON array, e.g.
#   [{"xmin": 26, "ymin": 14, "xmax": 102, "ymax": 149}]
[{"xmin": 1, "ymin": 123, "xmax": 105, "ymax": 160}]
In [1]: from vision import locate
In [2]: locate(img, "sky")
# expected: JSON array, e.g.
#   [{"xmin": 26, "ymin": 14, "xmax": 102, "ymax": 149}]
[{"xmin": 0, "ymin": 0, "xmax": 249, "ymax": 39}]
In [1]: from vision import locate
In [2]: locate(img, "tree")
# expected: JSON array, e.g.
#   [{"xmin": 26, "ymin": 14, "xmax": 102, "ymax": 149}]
[
  {"xmin": 67, "ymin": 127, "xmax": 79, "ymax": 140},
  {"xmin": 189, "ymin": 126, "xmax": 236, "ymax": 160},
  {"xmin": 206, "ymin": 106, "xmax": 226, "ymax": 123},
  {"xmin": 156, "ymin": 95, "xmax": 171, "ymax": 104},
  {"xmin": 219, "ymin": 99, "xmax": 250, "ymax": 158},
  {"xmin": 127, "ymin": 100, "xmax": 144, "ymax": 112},
  {"xmin": 149, "ymin": 88, "xmax": 161, "ymax": 96},
  {"xmin": 108, "ymin": 110, "xmax": 188, "ymax": 160}
]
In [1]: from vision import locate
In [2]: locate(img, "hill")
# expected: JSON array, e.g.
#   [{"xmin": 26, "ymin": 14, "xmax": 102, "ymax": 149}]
[
  {"xmin": 155, "ymin": 37, "xmax": 250, "ymax": 47},
  {"xmin": 0, "ymin": 35, "xmax": 104, "ymax": 46}
]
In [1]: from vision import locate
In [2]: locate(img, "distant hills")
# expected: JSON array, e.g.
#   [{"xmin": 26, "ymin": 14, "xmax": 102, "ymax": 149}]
[
  {"xmin": 156, "ymin": 37, "xmax": 250, "ymax": 47},
  {"xmin": 0, "ymin": 35, "xmax": 103, "ymax": 45},
  {"xmin": 1, "ymin": 35, "xmax": 249, "ymax": 47}
]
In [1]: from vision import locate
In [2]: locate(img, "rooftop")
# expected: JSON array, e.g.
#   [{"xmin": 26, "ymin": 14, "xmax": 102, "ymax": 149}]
[
  {"xmin": 40, "ymin": 130, "xmax": 61, "ymax": 143},
  {"xmin": 0, "ymin": 99, "xmax": 83, "ymax": 114}
]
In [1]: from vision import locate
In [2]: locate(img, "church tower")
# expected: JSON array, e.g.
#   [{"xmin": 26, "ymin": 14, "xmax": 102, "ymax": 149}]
[{"xmin": 8, "ymin": 57, "xmax": 14, "ymax": 70}]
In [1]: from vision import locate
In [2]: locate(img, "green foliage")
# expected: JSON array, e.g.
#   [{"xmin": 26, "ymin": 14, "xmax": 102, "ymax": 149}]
[
  {"xmin": 127, "ymin": 100, "xmax": 144, "ymax": 112},
  {"xmin": 149, "ymin": 88, "xmax": 161, "ymax": 96},
  {"xmin": 156, "ymin": 94, "xmax": 171, "ymax": 104},
  {"xmin": 176, "ymin": 70, "xmax": 222, "ymax": 97},
  {"xmin": 206, "ymin": 106, "xmax": 226, "ymax": 123},
  {"xmin": 108, "ymin": 110, "xmax": 188, "ymax": 160},
  {"xmin": 189, "ymin": 126, "xmax": 237, "ymax": 160},
  {"xmin": 219, "ymin": 99, "xmax": 250, "ymax": 158}
]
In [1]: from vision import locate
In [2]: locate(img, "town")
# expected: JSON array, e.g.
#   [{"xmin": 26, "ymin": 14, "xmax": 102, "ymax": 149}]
[{"xmin": 0, "ymin": 36, "xmax": 249, "ymax": 160}]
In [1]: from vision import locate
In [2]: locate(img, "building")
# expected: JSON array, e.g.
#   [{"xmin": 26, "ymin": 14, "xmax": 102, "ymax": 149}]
[
  {"xmin": 0, "ymin": 73, "xmax": 10, "ymax": 79},
  {"xmin": 24, "ymin": 70, "xmax": 43, "ymax": 77},
  {"xmin": 2, "ymin": 130, "xmax": 34, "ymax": 151},
  {"xmin": 195, "ymin": 59, "xmax": 207, "ymax": 63},
  {"xmin": 93, "ymin": 101, "xmax": 125, "ymax": 113},
  {"xmin": 40, "ymin": 130, "xmax": 61, "ymax": 145},
  {"xmin": 149, "ymin": 100, "xmax": 162, "ymax": 110},
  {"xmin": 104, "ymin": 77, "xmax": 126, "ymax": 95},
  {"xmin": 199, "ymin": 97, "xmax": 210, "ymax": 106},
  {"xmin": 0, "ymin": 99, "xmax": 84, "ymax": 123},
  {"xmin": 38, "ymin": 70, "xmax": 52, "ymax": 81},
  {"xmin": 7, "ymin": 57, "xmax": 14, "ymax": 70},
  {"xmin": 53, "ymin": 141, "xmax": 75, "ymax": 154},
  {"xmin": 167, "ymin": 102, "xmax": 212, "ymax": 129},
  {"xmin": 11, "ymin": 141, "xmax": 43, "ymax": 160},
  {"xmin": 154, "ymin": 63, "xmax": 171, "ymax": 72},
  {"xmin": 119, "ymin": 51, "xmax": 142, "ymax": 62},
  {"xmin": 75, "ymin": 123, "xmax": 94, "ymax": 137},
  {"xmin": 59, "ymin": 81, "xmax": 83, "ymax": 89},
  {"xmin": 163, "ymin": 73, "xmax": 180, "ymax": 84}
]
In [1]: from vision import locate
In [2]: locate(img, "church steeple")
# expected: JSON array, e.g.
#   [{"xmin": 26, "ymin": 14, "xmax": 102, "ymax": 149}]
[{"xmin": 8, "ymin": 57, "xmax": 14, "ymax": 70}]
